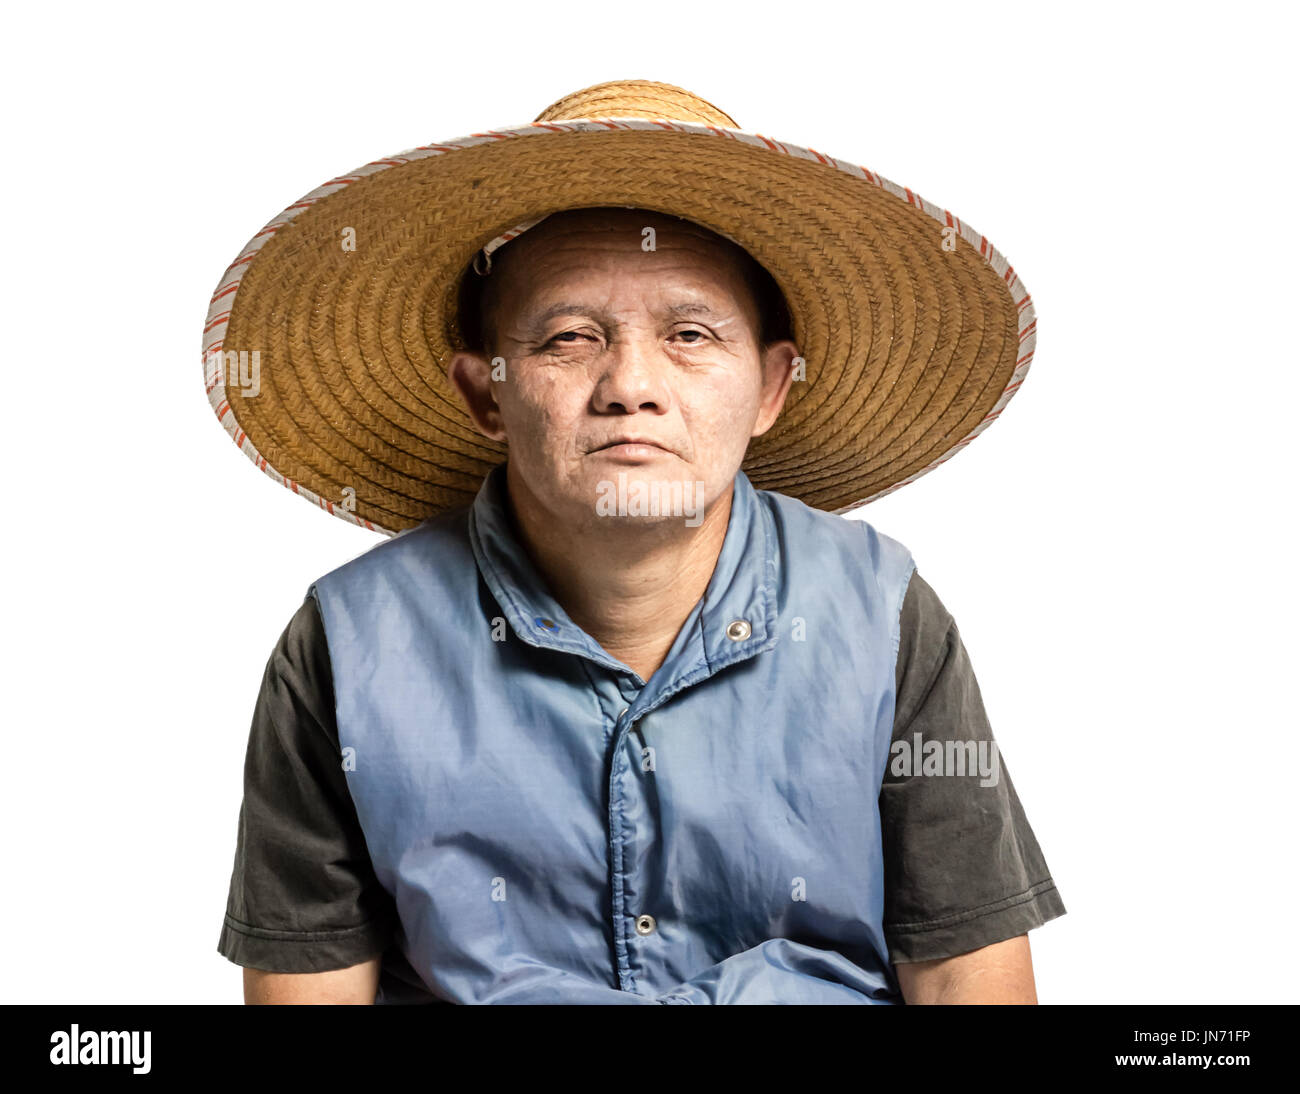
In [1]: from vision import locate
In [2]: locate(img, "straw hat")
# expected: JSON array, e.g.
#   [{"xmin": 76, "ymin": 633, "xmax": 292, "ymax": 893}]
[{"xmin": 202, "ymin": 79, "xmax": 1036, "ymax": 535}]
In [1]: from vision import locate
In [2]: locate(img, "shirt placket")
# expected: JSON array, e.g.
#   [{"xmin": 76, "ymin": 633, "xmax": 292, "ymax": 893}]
[{"xmin": 467, "ymin": 464, "xmax": 780, "ymax": 998}]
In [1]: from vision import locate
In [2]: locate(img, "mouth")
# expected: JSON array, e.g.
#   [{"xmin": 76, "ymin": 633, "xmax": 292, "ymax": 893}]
[{"xmin": 590, "ymin": 437, "xmax": 671, "ymax": 455}]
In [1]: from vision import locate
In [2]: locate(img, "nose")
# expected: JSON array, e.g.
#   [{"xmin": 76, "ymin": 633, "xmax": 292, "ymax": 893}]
[{"xmin": 591, "ymin": 339, "xmax": 672, "ymax": 416}]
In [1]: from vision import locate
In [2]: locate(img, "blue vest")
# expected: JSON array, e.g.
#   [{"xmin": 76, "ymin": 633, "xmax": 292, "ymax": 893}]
[{"xmin": 310, "ymin": 463, "xmax": 916, "ymax": 1004}]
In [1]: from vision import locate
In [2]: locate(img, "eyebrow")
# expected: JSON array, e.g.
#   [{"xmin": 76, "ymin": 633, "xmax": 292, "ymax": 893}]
[{"xmin": 515, "ymin": 299, "xmax": 731, "ymax": 336}]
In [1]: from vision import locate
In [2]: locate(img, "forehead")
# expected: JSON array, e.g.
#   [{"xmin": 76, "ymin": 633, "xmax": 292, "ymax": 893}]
[{"xmin": 492, "ymin": 208, "xmax": 755, "ymax": 302}]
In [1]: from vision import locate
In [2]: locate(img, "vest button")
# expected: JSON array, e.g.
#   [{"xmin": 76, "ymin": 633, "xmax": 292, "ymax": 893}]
[
  {"xmin": 634, "ymin": 913, "xmax": 657, "ymax": 936},
  {"xmin": 725, "ymin": 619, "xmax": 752, "ymax": 641}
]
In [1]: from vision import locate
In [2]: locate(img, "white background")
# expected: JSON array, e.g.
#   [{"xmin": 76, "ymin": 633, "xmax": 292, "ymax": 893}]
[{"xmin": 3, "ymin": 0, "xmax": 1295, "ymax": 1004}]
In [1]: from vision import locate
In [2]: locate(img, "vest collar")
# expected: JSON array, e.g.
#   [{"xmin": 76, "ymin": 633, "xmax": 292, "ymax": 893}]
[{"xmin": 467, "ymin": 461, "xmax": 780, "ymax": 689}]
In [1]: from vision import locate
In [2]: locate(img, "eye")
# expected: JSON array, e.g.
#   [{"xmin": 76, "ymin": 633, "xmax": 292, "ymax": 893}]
[
  {"xmin": 673, "ymin": 328, "xmax": 708, "ymax": 343},
  {"xmin": 544, "ymin": 331, "xmax": 591, "ymax": 348}
]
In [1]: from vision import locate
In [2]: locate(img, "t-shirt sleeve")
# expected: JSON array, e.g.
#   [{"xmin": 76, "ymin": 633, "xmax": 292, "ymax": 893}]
[
  {"xmin": 217, "ymin": 592, "xmax": 398, "ymax": 973},
  {"xmin": 880, "ymin": 569, "xmax": 1066, "ymax": 964}
]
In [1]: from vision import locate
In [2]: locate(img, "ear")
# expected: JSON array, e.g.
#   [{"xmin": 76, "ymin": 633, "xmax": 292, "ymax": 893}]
[
  {"xmin": 447, "ymin": 351, "xmax": 508, "ymax": 442},
  {"xmin": 751, "ymin": 340, "xmax": 800, "ymax": 438}
]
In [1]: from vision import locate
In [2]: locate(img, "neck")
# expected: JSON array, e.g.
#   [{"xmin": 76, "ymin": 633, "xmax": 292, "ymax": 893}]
[{"xmin": 503, "ymin": 462, "xmax": 735, "ymax": 682}]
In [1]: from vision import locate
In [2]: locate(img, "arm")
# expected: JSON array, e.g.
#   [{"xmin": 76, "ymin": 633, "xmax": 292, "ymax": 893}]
[
  {"xmin": 244, "ymin": 956, "xmax": 383, "ymax": 1005},
  {"xmin": 882, "ymin": 571, "xmax": 1066, "ymax": 997},
  {"xmin": 895, "ymin": 934, "xmax": 1037, "ymax": 1004},
  {"xmin": 218, "ymin": 595, "xmax": 397, "ymax": 1001}
]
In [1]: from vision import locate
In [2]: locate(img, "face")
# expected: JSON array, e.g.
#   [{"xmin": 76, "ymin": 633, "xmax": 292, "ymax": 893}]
[{"xmin": 449, "ymin": 208, "xmax": 798, "ymax": 532}]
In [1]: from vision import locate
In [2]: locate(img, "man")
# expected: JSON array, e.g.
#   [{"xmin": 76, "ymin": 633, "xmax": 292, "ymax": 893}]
[{"xmin": 210, "ymin": 80, "xmax": 1064, "ymax": 1004}]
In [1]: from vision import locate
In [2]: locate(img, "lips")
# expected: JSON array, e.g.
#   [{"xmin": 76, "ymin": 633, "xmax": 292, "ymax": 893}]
[{"xmin": 593, "ymin": 437, "xmax": 668, "ymax": 453}]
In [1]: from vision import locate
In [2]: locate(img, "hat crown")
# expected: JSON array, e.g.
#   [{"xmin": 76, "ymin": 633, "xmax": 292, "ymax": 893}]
[{"xmin": 534, "ymin": 79, "xmax": 739, "ymax": 127}]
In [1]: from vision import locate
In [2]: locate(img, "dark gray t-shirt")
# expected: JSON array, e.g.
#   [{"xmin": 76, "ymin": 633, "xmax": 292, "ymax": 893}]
[{"xmin": 218, "ymin": 568, "xmax": 1065, "ymax": 983}]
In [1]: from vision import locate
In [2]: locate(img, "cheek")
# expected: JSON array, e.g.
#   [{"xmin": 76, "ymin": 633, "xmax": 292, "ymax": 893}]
[
  {"xmin": 501, "ymin": 370, "xmax": 591, "ymax": 444},
  {"xmin": 680, "ymin": 375, "xmax": 763, "ymax": 444}
]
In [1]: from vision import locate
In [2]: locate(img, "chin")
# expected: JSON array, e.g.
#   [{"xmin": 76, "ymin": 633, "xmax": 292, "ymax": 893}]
[{"xmin": 586, "ymin": 466, "xmax": 713, "ymax": 527}]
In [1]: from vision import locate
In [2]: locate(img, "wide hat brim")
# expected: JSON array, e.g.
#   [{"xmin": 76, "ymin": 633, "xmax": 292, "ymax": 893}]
[{"xmin": 203, "ymin": 80, "xmax": 1035, "ymax": 535}]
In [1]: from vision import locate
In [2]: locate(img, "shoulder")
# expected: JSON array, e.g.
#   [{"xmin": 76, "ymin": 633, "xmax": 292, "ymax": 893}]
[
  {"xmin": 257, "ymin": 592, "xmax": 338, "ymax": 747},
  {"xmin": 277, "ymin": 592, "xmax": 332, "ymax": 682},
  {"xmin": 894, "ymin": 569, "xmax": 971, "ymax": 726},
  {"xmin": 311, "ymin": 504, "xmax": 473, "ymax": 593},
  {"xmin": 757, "ymin": 487, "xmax": 914, "ymax": 579},
  {"xmin": 898, "ymin": 570, "xmax": 957, "ymax": 659}
]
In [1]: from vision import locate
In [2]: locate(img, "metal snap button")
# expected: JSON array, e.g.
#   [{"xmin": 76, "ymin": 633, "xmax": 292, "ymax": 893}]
[
  {"xmin": 725, "ymin": 619, "xmax": 751, "ymax": 641},
  {"xmin": 634, "ymin": 913, "xmax": 657, "ymax": 936}
]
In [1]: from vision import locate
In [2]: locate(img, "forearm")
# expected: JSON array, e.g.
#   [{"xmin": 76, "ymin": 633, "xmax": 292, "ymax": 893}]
[
  {"xmin": 243, "ymin": 956, "xmax": 382, "ymax": 1004},
  {"xmin": 895, "ymin": 934, "xmax": 1038, "ymax": 1004}
]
